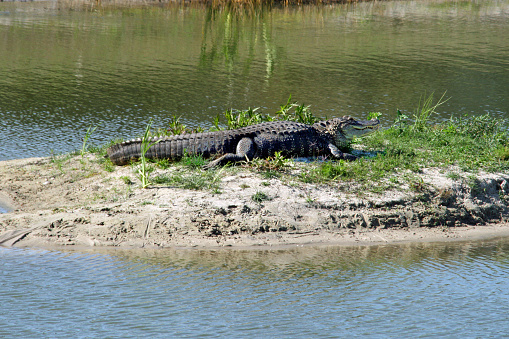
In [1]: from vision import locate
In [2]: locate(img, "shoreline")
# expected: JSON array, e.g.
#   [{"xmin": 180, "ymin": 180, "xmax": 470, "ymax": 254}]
[
  {"xmin": 10, "ymin": 223, "xmax": 509, "ymax": 252},
  {"xmin": 0, "ymin": 155, "xmax": 508, "ymax": 250}
]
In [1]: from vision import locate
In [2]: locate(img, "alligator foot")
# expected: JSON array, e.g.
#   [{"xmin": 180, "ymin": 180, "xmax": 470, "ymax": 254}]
[{"xmin": 328, "ymin": 143, "xmax": 358, "ymax": 161}]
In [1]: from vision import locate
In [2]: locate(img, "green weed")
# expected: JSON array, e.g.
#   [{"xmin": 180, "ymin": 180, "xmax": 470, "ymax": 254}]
[
  {"xmin": 50, "ymin": 151, "xmax": 73, "ymax": 174},
  {"xmin": 251, "ymin": 191, "xmax": 271, "ymax": 203},
  {"xmin": 412, "ymin": 92, "xmax": 449, "ymax": 132},
  {"xmin": 80, "ymin": 125, "xmax": 98, "ymax": 157},
  {"xmin": 261, "ymin": 170, "xmax": 281, "ymax": 179},
  {"xmin": 167, "ymin": 115, "xmax": 187, "ymax": 135},
  {"xmin": 213, "ymin": 107, "xmax": 274, "ymax": 130},
  {"xmin": 495, "ymin": 145, "xmax": 509, "ymax": 161},
  {"xmin": 367, "ymin": 112, "xmax": 382, "ymax": 120},
  {"xmin": 393, "ymin": 109, "xmax": 409, "ymax": 131},
  {"xmin": 153, "ymin": 167, "xmax": 223, "ymax": 191},
  {"xmin": 301, "ymin": 160, "xmax": 359, "ymax": 184},
  {"xmin": 249, "ymin": 151, "xmax": 292, "ymax": 172},
  {"xmin": 446, "ymin": 172, "xmax": 461, "ymax": 180},
  {"xmin": 211, "ymin": 95, "xmax": 320, "ymax": 132},
  {"xmin": 406, "ymin": 175, "xmax": 427, "ymax": 193},
  {"xmin": 274, "ymin": 95, "xmax": 319, "ymax": 124},
  {"xmin": 466, "ymin": 174, "xmax": 483, "ymax": 195},
  {"xmin": 120, "ymin": 176, "xmax": 133, "ymax": 185},
  {"xmin": 164, "ymin": 114, "xmax": 205, "ymax": 136},
  {"xmin": 136, "ymin": 120, "xmax": 161, "ymax": 189},
  {"xmin": 179, "ymin": 153, "xmax": 207, "ymax": 169},
  {"xmin": 89, "ymin": 140, "xmax": 119, "ymax": 173},
  {"xmin": 154, "ymin": 158, "xmax": 172, "ymax": 169}
]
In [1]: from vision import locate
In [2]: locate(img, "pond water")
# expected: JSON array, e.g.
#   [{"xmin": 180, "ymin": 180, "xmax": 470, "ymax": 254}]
[
  {"xmin": 0, "ymin": 0, "xmax": 508, "ymax": 160},
  {"xmin": 1, "ymin": 238, "xmax": 509, "ymax": 337}
]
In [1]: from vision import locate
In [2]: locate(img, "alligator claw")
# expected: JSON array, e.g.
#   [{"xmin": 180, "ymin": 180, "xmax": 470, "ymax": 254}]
[{"xmin": 202, "ymin": 160, "xmax": 218, "ymax": 170}]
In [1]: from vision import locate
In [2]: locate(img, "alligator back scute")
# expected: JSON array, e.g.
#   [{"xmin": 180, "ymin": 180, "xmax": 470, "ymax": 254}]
[{"xmin": 108, "ymin": 120, "xmax": 326, "ymax": 165}]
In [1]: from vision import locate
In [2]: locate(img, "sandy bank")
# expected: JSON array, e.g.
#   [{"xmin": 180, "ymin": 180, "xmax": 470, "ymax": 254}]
[{"xmin": 0, "ymin": 155, "xmax": 508, "ymax": 249}]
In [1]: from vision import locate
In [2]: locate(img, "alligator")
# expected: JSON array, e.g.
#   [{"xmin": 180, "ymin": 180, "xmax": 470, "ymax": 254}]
[{"xmin": 107, "ymin": 116, "xmax": 380, "ymax": 168}]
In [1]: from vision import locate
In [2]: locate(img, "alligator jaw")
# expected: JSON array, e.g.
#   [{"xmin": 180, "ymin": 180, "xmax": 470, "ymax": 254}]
[{"xmin": 341, "ymin": 118, "xmax": 380, "ymax": 140}]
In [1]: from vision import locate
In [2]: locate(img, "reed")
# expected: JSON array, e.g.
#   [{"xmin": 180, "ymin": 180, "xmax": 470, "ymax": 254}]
[
  {"xmin": 136, "ymin": 120, "xmax": 160, "ymax": 189},
  {"xmin": 411, "ymin": 92, "xmax": 449, "ymax": 132},
  {"xmin": 80, "ymin": 125, "xmax": 98, "ymax": 158}
]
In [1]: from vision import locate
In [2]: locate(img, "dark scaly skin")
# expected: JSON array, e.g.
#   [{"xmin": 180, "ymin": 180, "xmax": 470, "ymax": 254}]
[{"xmin": 107, "ymin": 116, "xmax": 380, "ymax": 168}]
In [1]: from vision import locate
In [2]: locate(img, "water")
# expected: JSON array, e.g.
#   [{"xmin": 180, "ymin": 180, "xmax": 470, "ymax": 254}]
[
  {"xmin": 1, "ymin": 238, "xmax": 509, "ymax": 337},
  {"xmin": 0, "ymin": 0, "xmax": 508, "ymax": 160}
]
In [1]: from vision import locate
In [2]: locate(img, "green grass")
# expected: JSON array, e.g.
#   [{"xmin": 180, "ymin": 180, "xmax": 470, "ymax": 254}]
[
  {"xmin": 411, "ymin": 92, "xmax": 449, "ymax": 132},
  {"xmin": 179, "ymin": 153, "xmax": 207, "ymax": 169},
  {"xmin": 273, "ymin": 95, "xmax": 319, "ymax": 125},
  {"xmin": 251, "ymin": 191, "xmax": 271, "ymax": 203},
  {"xmin": 213, "ymin": 107, "xmax": 273, "ymax": 130},
  {"xmin": 152, "ymin": 167, "xmax": 224, "ymax": 191},
  {"xmin": 315, "ymin": 118, "xmax": 505, "ymax": 188},
  {"xmin": 249, "ymin": 151, "xmax": 292, "ymax": 172}
]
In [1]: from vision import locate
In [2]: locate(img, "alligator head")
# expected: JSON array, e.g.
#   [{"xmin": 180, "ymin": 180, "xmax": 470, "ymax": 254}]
[{"xmin": 315, "ymin": 116, "xmax": 380, "ymax": 148}]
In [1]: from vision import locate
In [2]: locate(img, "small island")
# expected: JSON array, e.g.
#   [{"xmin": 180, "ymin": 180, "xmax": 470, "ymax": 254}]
[{"xmin": 1, "ymin": 98, "xmax": 508, "ymax": 249}]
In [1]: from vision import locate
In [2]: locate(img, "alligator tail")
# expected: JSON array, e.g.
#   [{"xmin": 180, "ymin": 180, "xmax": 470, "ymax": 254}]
[{"xmin": 107, "ymin": 139, "xmax": 144, "ymax": 165}]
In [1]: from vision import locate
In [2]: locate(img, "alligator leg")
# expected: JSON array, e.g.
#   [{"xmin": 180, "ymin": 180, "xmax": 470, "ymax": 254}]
[
  {"xmin": 203, "ymin": 137, "xmax": 257, "ymax": 169},
  {"xmin": 328, "ymin": 143, "xmax": 358, "ymax": 161}
]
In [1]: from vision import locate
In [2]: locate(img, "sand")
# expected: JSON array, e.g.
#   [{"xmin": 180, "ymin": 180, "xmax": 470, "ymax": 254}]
[{"xmin": 0, "ymin": 155, "xmax": 508, "ymax": 250}]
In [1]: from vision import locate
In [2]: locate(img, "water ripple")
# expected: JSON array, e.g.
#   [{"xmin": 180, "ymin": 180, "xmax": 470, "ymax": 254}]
[{"xmin": 1, "ymin": 238, "xmax": 501, "ymax": 338}]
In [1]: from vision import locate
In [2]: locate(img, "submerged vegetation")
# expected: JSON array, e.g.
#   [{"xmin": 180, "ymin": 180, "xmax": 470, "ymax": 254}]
[{"xmin": 74, "ymin": 93, "xmax": 508, "ymax": 193}]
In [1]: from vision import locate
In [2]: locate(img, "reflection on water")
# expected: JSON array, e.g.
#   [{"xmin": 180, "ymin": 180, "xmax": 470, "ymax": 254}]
[
  {"xmin": 1, "ymin": 238, "xmax": 509, "ymax": 337},
  {"xmin": 0, "ymin": 0, "xmax": 508, "ymax": 160}
]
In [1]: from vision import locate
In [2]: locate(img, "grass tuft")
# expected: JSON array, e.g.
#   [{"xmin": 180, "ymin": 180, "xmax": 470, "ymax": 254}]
[
  {"xmin": 80, "ymin": 125, "xmax": 98, "ymax": 158},
  {"xmin": 411, "ymin": 92, "xmax": 449, "ymax": 132},
  {"xmin": 152, "ymin": 167, "xmax": 224, "ymax": 191},
  {"xmin": 251, "ymin": 191, "xmax": 271, "ymax": 203},
  {"xmin": 136, "ymin": 120, "xmax": 160, "ymax": 189}
]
